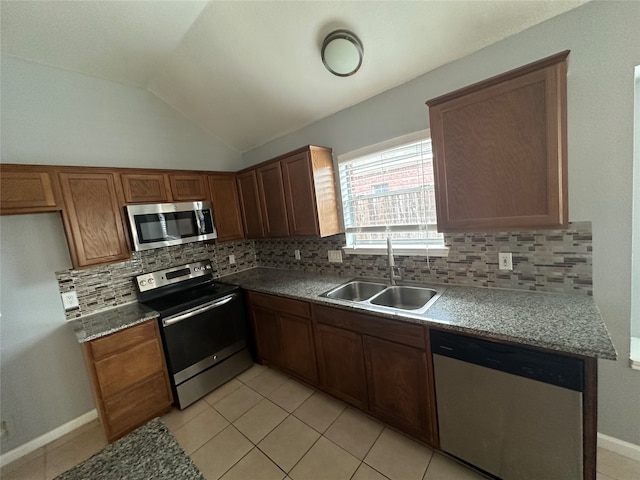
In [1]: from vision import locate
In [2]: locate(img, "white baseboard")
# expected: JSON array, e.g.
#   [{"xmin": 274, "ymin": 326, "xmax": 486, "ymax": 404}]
[
  {"xmin": 0, "ymin": 409, "xmax": 98, "ymax": 468},
  {"xmin": 598, "ymin": 432, "xmax": 640, "ymax": 462}
]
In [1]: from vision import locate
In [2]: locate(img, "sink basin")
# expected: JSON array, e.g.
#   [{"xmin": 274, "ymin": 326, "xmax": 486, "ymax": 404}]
[
  {"xmin": 370, "ymin": 285, "xmax": 438, "ymax": 310},
  {"xmin": 322, "ymin": 281, "xmax": 387, "ymax": 301}
]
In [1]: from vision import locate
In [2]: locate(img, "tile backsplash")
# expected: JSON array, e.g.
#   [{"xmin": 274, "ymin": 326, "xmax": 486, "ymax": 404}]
[
  {"xmin": 255, "ymin": 221, "xmax": 593, "ymax": 295},
  {"xmin": 57, "ymin": 221, "xmax": 592, "ymax": 320}
]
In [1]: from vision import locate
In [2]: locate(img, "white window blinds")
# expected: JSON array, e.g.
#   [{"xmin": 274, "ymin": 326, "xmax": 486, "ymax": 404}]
[{"xmin": 338, "ymin": 131, "xmax": 443, "ymax": 248}]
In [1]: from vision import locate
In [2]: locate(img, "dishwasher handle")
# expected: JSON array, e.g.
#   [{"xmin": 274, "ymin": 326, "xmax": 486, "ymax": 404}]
[
  {"xmin": 431, "ymin": 330, "xmax": 584, "ymax": 392},
  {"xmin": 162, "ymin": 294, "xmax": 237, "ymax": 327}
]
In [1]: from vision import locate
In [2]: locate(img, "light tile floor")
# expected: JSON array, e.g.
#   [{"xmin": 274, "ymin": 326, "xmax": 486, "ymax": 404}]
[{"xmin": 2, "ymin": 364, "xmax": 640, "ymax": 480}]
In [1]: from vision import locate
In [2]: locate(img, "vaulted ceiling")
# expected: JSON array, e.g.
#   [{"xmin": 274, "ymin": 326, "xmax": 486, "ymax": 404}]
[{"xmin": 0, "ymin": 1, "xmax": 588, "ymax": 153}]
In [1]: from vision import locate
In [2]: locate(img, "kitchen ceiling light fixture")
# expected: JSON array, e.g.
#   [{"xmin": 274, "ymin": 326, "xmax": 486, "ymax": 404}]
[{"xmin": 321, "ymin": 30, "xmax": 363, "ymax": 77}]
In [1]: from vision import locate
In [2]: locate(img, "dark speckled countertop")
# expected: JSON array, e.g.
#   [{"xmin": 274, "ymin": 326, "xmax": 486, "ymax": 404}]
[
  {"xmin": 221, "ymin": 267, "xmax": 617, "ymax": 360},
  {"xmin": 68, "ymin": 302, "xmax": 159, "ymax": 343}
]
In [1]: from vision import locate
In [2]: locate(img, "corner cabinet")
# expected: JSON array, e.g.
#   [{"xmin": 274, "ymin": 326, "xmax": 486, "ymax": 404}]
[
  {"xmin": 427, "ymin": 50, "xmax": 569, "ymax": 232},
  {"xmin": 238, "ymin": 145, "xmax": 341, "ymax": 239},
  {"xmin": 82, "ymin": 320, "xmax": 173, "ymax": 443},
  {"xmin": 246, "ymin": 291, "xmax": 318, "ymax": 384},
  {"xmin": 58, "ymin": 170, "xmax": 130, "ymax": 268},
  {"xmin": 208, "ymin": 173, "xmax": 245, "ymax": 242}
]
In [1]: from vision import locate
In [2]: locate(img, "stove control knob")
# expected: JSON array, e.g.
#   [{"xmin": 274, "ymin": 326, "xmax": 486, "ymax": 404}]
[
  {"xmin": 148, "ymin": 278, "xmax": 155, "ymax": 284},
  {"xmin": 194, "ymin": 267, "xmax": 200, "ymax": 272},
  {"xmin": 140, "ymin": 280, "xmax": 147, "ymax": 286},
  {"xmin": 206, "ymin": 265, "xmax": 212, "ymax": 269}
]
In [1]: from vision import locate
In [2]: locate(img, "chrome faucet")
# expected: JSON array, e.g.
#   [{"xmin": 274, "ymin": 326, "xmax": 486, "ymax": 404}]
[{"xmin": 387, "ymin": 237, "xmax": 400, "ymax": 286}]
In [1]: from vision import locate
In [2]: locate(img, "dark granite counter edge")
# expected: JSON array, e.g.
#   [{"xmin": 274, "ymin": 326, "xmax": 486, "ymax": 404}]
[
  {"xmin": 69, "ymin": 301, "xmax": 160, "ymax": 343},
  {"xmin": 220, "ymin": 268, "xmax": 617, "ymax": 361}
]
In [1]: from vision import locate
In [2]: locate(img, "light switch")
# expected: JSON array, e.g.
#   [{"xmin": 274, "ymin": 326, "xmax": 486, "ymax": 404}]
[
  {"xmin": 328, "ymin": 250, "xmax": 343, "ymax": 263},
  {"xmin": 498, "ymin": 252, "xmax": 513, "ymax": 270}
]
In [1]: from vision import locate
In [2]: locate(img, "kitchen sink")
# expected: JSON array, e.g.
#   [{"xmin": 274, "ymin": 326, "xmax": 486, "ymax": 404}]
[
  {"xmin": 321, "ymin": 279, "xmax": 445, "ymax": 315},
  {"xmin": 370, "ymin": 285, "xmax": 438, "ymax": 310},
  {"xmin": 323, "ymin": 281, "xmax": 388, "ymax": 301}
]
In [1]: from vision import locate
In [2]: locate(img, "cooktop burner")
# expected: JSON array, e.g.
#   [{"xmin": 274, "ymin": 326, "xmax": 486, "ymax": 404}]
[{"xmin": 143, "ymin": 281, "xmax": 239, "ymax": 318}]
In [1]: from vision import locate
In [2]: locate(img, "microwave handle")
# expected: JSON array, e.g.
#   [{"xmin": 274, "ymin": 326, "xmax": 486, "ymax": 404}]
[{"xmin": 162, "ymin": 294, "xmax": 237, "ymax": 327}]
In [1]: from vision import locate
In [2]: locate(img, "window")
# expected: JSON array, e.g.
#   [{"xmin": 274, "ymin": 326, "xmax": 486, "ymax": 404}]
[
  {"xmin": 631, "ymin": 65, "xmax": 640, "ymax": 370},
  {"xmin": 338, "ymin": 130, "xmax": 446, "ymax": 254}
]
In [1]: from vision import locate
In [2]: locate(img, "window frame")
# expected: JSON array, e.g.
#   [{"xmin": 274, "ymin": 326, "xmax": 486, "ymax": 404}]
[{"xmin": 337, "ymin": 129, "xmax": 448, "ymax": 257}]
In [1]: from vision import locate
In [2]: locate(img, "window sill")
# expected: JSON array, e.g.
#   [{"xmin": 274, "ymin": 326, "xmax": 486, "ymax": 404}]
[
  {"xmin": 342, "ymin": 245, "xmax": 449, "ymax": 257},
  {"xmin": 631, "ymin": 337, "xmax": 640, "ymax": 371}
]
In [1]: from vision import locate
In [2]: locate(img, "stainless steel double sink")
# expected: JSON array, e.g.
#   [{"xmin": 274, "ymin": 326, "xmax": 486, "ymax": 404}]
[{"xmin": 321, "ymin": 279, "xmax": 444, "ymax": 315}]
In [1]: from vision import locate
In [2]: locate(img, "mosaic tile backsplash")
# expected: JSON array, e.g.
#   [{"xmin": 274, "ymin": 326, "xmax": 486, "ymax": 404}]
[{"xmin": 58, "ymin": 221, "xmax": 592, "ymax": 320}]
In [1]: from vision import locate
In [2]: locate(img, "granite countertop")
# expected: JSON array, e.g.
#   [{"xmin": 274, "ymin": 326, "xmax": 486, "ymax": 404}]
[
  {"xmin": 221, "ymin": 267, "xmax": 617, "ymax": 360},
  {"xmin": 68, "ymin": 302, "xmax": 159, "ymax": 343}
]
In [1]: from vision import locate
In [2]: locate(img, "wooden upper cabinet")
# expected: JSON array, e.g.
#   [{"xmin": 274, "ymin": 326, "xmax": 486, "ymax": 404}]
[
  {"xmin": 58, "ymin": 171, "xmax": 130, "ymax": 268},
  {"xmin": 282, "ymin": 146, "xmax": 340, "ymax": 237},
  {"xmin": 0, "ymin": 165, "xmax": 60, "ymax": 214},
  {"xmin": 237, "ymin": 170, "xmax": 265, "ymax": 239},
  {"xmin": 427, "ymin": 50, "xmax": 569, "ymax": 232},
  {"xmin": 256, "ymin": 162, "xmax": 290, "ymax": 237},
  {"xmin": 120, "ymin": 173, "xmax": 171, "ymax": 204},
  {"xmin": 208, "ymin": 174, "xmax": 244, "ymax": 242},
  {"xmin": 167, "ymin": 173, "xmax": 209, "ymax": 201}
]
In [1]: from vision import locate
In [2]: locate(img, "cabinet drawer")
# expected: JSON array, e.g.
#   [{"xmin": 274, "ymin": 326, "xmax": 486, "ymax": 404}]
[
  {"xmin": 313, "ymin": 304, "xmax": 425, "ymax": 349},
  {"xmin": 94, "ymin": 338, "xmax": 165, "ymax": 397},
  {"xmin": 89, "ymin": 321, "xmax": 158, "ymax": 360},
  {"xmin": 103, "ymin": 373, "xmax": 172, "ymax": 439},
  {"xmin": 248, "ymin": 291, "xmax": 311, "ymax": 318}
]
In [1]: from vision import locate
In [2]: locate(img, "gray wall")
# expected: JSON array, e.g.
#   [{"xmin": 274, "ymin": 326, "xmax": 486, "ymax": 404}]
[
  {"xmin": 0, "ymin": 56, "xmax": 244, "ymax": 454},
  {"xmin": 243, "ymin": 1, "xmax": 640, "ymax": 445},
  {"xmin": 0, "ymin": 213, "xmax": 95, "ymax": 453},
  {"xmin": 0, "ymin": 55, "xmax": 241, "ymax": 171},
  {"xmin": 632, "ymin": 66, "xmax": 640, "ymax": 339}
]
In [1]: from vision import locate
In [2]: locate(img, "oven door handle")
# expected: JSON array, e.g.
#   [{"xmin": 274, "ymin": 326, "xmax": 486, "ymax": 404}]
[{"xmin": 162, "ymin": 294, "xmax": 237, "ymax": 327}]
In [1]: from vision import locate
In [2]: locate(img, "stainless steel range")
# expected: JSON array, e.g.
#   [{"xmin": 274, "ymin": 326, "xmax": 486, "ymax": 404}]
[{"xmin": 136, "ymin": 260, "xmax": 252, "ymax": 409}]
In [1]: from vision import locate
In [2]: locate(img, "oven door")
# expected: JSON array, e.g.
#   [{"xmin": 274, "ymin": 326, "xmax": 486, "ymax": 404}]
[{"xmin": 159, "ymin": 291, "xmax": 247, "ymax": 385}]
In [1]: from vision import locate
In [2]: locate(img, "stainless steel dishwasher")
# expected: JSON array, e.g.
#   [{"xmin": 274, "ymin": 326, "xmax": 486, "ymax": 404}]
[{"xmin": 431, "ymin": 330, "xmax": 584, "ymax": 480}]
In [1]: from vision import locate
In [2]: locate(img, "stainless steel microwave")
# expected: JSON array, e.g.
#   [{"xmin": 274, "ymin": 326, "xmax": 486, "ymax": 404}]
[{"xmin": 125, "ymin": 201, "xmax": 217, "ymax": 251}]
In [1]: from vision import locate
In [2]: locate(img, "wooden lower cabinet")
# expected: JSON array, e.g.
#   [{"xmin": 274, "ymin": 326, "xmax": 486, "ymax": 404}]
[
  {"xmin": 82, "ymin": 320, "xmax": 173, "ymax": 442},
  {"xmin": 315, "ymin": 323, "xmax": 368, "ymax": 410},
  {"xmin": 247, "ymin": 292, "xmax": 318, "ymax": 384},
  {"xmin": 363, "ymin": 336, "xmax": 433, "ymax": 443}
]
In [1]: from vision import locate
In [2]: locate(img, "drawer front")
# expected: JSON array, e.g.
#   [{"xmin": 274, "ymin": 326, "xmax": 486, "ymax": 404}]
[
  {"xmin": 248, "ymin": 291, "xmax": 311, "ymax": 318},
  {"xmin": 94, "ymin": 338, "xmax": 165, "ymax": 397},
  {"xmin": 313, "ymin": 304, "xmax": 425, "ymax": 349},
  {"xmin": 103, "ymin": 373, "xmax": 172, "ymax": 440},
  {"xmin": 89, "ymin": 320, "xmax": 158, "ymax": 360}
]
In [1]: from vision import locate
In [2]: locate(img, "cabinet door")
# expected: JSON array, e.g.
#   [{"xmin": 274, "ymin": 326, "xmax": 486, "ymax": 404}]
[
  {"xmin": 0, "ymin": 167, "xmax": 59, "ymax": 214},
  {"xmin": 256, "ymin": 162, "xmax": 289, "ymax": 237},
  {"xmin": 167, "ymin": 173, "xmax": 209, "ymax": 201},
  {"xmin": 363, "ymin": 336, "xmax": 432, "ymax": 441},
  {"xmin": 315, "ymin": 323, "xmax": 368, "ymax": 409},
  {"xmin": 250, "ymin": 306, "xmax": 283, "ymax": 366},
  {"xmin": 237, "ymin": 170, "xmax": 265, "ymax": 238},
  {"xmin": 281, "ymin": 152, "xmax": 319, "ymax": 236},
  {"xmin": 208, "ymin": 174, "xmax": 244, "ymax": 242},
  {"xmin": 280, "ymin": 313, "xmax": 318, "ymax": 384},
  {"xmin": 58, "ymin": 172, "xmax": 130, "ymax": 268},
  {"xmin": 427, "ymin": 51, "xmax": 568, "ymax": 232},
  {"xmin": 121, "ymin": 173, "xmax": 171, "ymax": 203}
]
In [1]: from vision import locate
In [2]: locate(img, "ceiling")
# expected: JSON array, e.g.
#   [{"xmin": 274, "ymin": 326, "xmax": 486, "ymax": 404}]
[{"xmin": 0, "ymin": 0, "xmax": 588, "ymax": 153}]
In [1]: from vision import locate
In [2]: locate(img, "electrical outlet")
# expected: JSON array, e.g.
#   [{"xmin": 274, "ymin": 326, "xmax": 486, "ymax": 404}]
[
  {"xmin": 228, "ymin": 254, "xmax": 236, "ymax": 265},
  {"xmin": 294, "ymin": 249, "xmax": 301, "ymax": 260},
  {"xmin": 498, "ymin": 252, "xmax": 513, "ymax": 270},
  {"xmin": 328, "ymin": 250, "xmax": 343, "ymax": 263},
  {"xmin": 61, "ymin": 291, "xmax": 79, "ymax": 310}
]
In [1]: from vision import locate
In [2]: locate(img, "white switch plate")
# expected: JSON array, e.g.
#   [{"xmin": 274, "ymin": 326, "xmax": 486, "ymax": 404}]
[
  {"xmin": 294, "ymin": 249, "xmax": 301, "ymax": 260},
  {"xmin": 498, "ymin": 252, "xmax": 513, "ymax": 270},
  {"xmin": 328, "ymin": 250, "xmax": 343, "ymax": 263},
  {"xmin": 61, "ymin": 291, "xmax": 79, "ymax": 310},
  {"xmin": 228, "ymin": 254, "xmax": 236, "ymax": 265}
]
